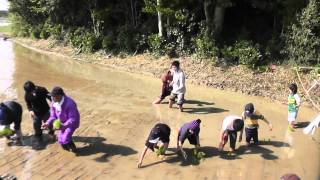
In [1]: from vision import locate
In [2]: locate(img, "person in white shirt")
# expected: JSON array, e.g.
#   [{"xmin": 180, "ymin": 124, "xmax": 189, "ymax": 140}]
[
  {"xmin": 218, "ymin": 115, "xmax": 244, "ymax": 152},
  {"xmin": 169, "ymin": 61, "xmax": 186, "ymax": 112}
]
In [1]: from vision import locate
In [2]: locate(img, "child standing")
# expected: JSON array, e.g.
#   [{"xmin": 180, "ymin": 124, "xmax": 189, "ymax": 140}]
[
  {"xmin": 287, "ymin": 83, "xmax": 301, "ymax": 130},
  {"xmin": 242, "ymin": 103, "xmax": 272, "ymax": 146}
]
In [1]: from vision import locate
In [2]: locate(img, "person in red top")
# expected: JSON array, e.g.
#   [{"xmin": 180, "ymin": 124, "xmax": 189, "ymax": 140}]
[{"xmin": 153, "ymin": 69, "xmax": 173, "ymax": 104}]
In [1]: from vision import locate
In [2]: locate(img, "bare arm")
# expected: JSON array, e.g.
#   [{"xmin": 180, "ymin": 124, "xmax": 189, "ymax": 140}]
[
  {"xmin": 239, "ymin": 128, "xmax": 243, "ymax": 142},
  {"xmin": 261, "ymin": 117, "xmax": 273, "ymax": 130},
  {"xmin": 137, "ymin": 146, "xmax": 149, "ymax": 168}
]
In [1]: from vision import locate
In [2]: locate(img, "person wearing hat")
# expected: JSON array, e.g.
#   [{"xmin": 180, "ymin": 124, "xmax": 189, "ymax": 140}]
[
  {"xmin": 23, "ymin": 81, "xmax": 54, "ymax": 146},
  {"xmin": 42, "ymin": 87, "xmax": 80, "ymax": 152},
  {"xmin": 0, "ymin": 101, "xmax": 23, "ymax": 145},
  {"xmin": 242, "ymin": 103, "xmax": 273, "ymax": 146},
  {"xmin": 177, "ymin": 119, "xmax": 201, "ymax": 159},
  {"xmin": 218, "ymin": 116, "xmax": 244, "ymax": 152},
  {"xmin": 137, "ymin": 123, "xmax": 171, "ymax": 168}
]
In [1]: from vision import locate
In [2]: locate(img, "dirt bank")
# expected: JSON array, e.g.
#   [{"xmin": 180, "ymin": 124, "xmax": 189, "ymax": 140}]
[{"xmin": 13, "ymin": 38, "xmax": 319, "ymax": 110}]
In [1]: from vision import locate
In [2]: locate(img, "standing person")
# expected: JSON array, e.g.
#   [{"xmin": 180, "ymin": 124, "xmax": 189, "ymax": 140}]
[
  {"xmin": 138, "ymin": 123, "xmax": 171, "ymax": 168},
  {"xmin": 218, "ymin": 115, "xmax": 244, "ymax": 152},
  {"xmin": 242, "ymin": 103, "xmax": 273, "ymax": 146},
  {"xmin": 23, "ymin": 81, "xmax": 54, "ymax": 146},
  {"xmin": 42, "ymin": 87, "xmax": 80, "ymax": 152},
  {"xmin": 177, "ymin": 119, "xmax": 201, "ymax": 159},
  {"xmin": 169, "ymin": 61, "xmax": 186, "ymax": 112},
  {"xmin": 0, "ymin": 101, "xmax": 23, "ymax": 145},
  {"xmin": 287, "ymin": 83, "xmax": 301, "ymax": 131},
  {"xmin": 153, "ymin": 69, "xmax": 173, "ymax": 104}
]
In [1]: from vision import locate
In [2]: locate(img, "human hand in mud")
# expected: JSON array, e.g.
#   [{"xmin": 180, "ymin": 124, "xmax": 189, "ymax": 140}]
[{"xmin": 137, "ymin": 162, "xmax": 142, "ymax": 168}]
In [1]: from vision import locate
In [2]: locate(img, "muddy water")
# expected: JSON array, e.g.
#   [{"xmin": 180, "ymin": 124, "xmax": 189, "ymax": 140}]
[{"xmin": 0, "ymin": 39, "xmax": 319, "ymax": 180}]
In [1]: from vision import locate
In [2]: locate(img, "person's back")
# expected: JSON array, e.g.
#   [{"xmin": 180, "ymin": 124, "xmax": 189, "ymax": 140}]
[
  {"xmin": 0, "ymin": 101, "xmax": 23, "ymax": 144},
  {"xmin": 24, "ymin": 86, "xmax": 50, "ymax": 116},
  {"xmin": 2, "ymin": 101, "xmax": 22, "ymax": 123},
  {"xmin": 161, "ymin": 70, "xmax": 173, "ymax": 89}
]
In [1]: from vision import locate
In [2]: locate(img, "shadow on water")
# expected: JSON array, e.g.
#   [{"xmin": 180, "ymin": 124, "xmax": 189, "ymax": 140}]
[
  {"xmin": 183, "ymin": 107, "xmax": 229, "ymax": 114},
  {"xmin": 73, "ymin": 136, "xmax": 137, "ymax": 162},
  {"xmin": 219, "ymin": 141, "xmax": 290, "ymax": 160},
  {"xmin": 294, "ymin": 121, "xmax": 310, "ymax": 129},
  {"xmin": 160, "ymin": 99, "xmax": 214, "ymax": 106},
  {"xmin": 184, "ymin": 100, "xmax": 215, "ymax": 106},
  {"xmin": 141, "ymin": 146, "xmax": 219, "ymax": 168}
]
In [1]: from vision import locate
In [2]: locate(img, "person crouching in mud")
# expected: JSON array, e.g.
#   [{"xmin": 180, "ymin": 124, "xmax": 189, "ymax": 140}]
[
  {"xmin": 177, "ymin": 119, "xmax": 201, "ymax": 160},
  {"xmin": 138, "ymin": 123, "xmax": 171, "ymax": 168},
  {"xmin": 0, "ymin": 101, "xmax": 23, "ymax": 145},
  {"xmin": 218, "ymin": 116, "xmax": 244, "ymax": 153},
  {"xmin": 153, "ymin": 69, "xmax": 173, "ymax": 104},
  {"xmin": 42, "ymin": 87, "xmax": 80, "ymax": 153}
]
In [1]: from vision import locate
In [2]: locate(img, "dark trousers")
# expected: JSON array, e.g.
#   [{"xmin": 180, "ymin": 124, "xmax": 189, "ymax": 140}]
[
  {"xmin": 33, "ymin": 112, "xmax": 53, "ymax": 138},
  {"xmin": 62, "ymin": 141, "xmax": 77, "ymax": 152},
  {"xmin": 245, "ymin": 128, "xmax": 258, "ymax": 143},
  {"xmin": 227, "ymin": 130, "xmax": 237, "ymax": 150}
]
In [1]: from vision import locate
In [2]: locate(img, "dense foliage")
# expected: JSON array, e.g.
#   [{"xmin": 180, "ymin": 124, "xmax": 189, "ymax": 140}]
[{"xmin": 8, "ymin": 0, "xmax": 320, "ymax": 67}]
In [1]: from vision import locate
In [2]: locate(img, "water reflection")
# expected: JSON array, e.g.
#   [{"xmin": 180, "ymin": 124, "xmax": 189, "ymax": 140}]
[{"xmin": 0, "ymin": 40, "xmax": 16, "ymax": 99}]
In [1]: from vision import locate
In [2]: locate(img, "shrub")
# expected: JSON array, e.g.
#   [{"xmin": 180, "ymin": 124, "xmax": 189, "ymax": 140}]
[
  {"xmin": 65, "ymin": 28, "xmax": 101, "ymax": 53},
  {"xmin": 102, "ymin": 35, "xmax": 114, "ymax": 51},
  {"xmin": 116, "ymin": 25, "xmax": 137, "ymax": 53},
  {"xmin": 284, "ymin": 0, "xmax": 320, "ymax": 66},
  {"xmin": 233, "ymin": 40, "xmax": 262, "ymax": 68},
  {"xmin": 194, "ymin": 23, "xmax": 218, "ymax": 59},
  {"xmin": 220, "ymin": 40, "xmax": 262, "ymax": 68}
]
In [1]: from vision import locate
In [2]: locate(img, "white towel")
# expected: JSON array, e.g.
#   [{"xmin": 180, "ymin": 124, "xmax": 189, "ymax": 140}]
[
  {"xmin": 52, "ymin": 96, "xmax": 65, "ymax": 112},
  {"xmin": 303, "ymin": 114, "xmax": 320, "ymax": 135}
]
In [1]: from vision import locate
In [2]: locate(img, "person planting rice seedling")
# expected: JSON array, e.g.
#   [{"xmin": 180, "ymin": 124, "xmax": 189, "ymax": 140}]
[
  {"xmin": 177, "ymin": 119, "xmax": 201, "ymax": 160},
  {"xmin": 138, "ymin": 123, "xmax": 171, "ymax": 168},
  {"xmin": 42, "ymin": 87, "xmax": 80, "ymax": 153},
  {"xmin": 218, "ymin": 116, "xmax": 244, "ymax": 153},
  {"xmin": 0, "ymin": 101, "xmax": 23, "ymax": 145},
  {"xmin": 23, "ymin": 81, "xmax": 55, "ymax": 148}
]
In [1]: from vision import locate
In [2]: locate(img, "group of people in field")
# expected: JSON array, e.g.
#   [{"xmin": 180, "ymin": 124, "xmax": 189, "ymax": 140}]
[
  {"xmin": 0, "ymin": 82, "xmax": 80, "ymax": 152},
  {"xmin": 0, "ymin": 59, "xmax": 313, "ymax": 180}
]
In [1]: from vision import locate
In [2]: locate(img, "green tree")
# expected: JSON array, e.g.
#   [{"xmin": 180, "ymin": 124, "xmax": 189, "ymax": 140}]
[{"xmin": 285, "ymin": 0, "xmax": 320, "ymax": 65}]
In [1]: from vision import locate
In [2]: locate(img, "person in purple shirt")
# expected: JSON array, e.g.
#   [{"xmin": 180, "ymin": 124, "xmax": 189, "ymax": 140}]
[
  {"xmin": 177, "ymin": 119, "xmax": 201, "ymax": 159},
  {"xmin": 42, "ymin": 87, "xmax": 80, "ymax": 152}
]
